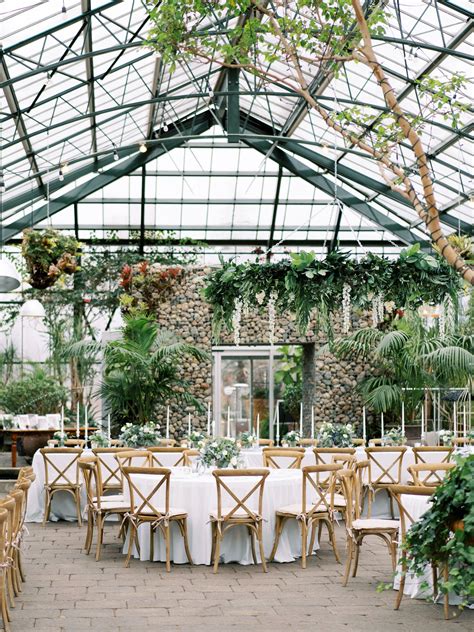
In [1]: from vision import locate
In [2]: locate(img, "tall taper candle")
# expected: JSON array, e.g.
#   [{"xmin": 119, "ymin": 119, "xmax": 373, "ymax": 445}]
[
  {"xmin": 207, "ymin": 402, "xmax": 211, "ymax": 435},
  {"xmin": 188, "ymin": 413, "xmax": 191, "ymax": 437},
  {"xmin": 420, "ymin": 402, "xmax": 424, "ymax": 441},
  {"xmin": 61, "ymin": 405, "xmax": 64, "ymax": 435},
  {"xmin": 85, "ymin": 406, "xmax": 88, "ymax": 443},
  {"xmin": 311, "ymin": 406, "xmax": 314, "ymax": 439},
  {"xmin": 362, "ymin": 406, "xmax": 367, "ymax": 440},
  {"xmin": 299, "ymin": 402, "xmax": 303, "ymax": 437},
  {"xmin": 76, "ymin": 402, "xmax": 80, "ymax": 438},
  {"xmin": 276, "ymin": 404, "xmax": 280, "ymax": 445},
  {"xmin": 166, "ymin": 406, "xmax": 170, "ymax": 439},
  {"xmin": 401, "ymin": 400, "xmax": 405, "ymax": 435},
  {"xmin": 381, "ymin": 412, "xmax": 384, "ymax": 438},
  {"xmin": 256, "ymin": 413, "xmax": 260, "ymax": 440},
  {"xmin": 107, "ymin": 414, "xmax": 111, "ymax": 444},
  {"xmin": 227, "ymin": 407, "xmax": 230, "ymax": 437}
]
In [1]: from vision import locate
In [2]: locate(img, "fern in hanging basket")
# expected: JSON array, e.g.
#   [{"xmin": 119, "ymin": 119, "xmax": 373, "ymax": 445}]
[{"xmin": 21, "ymin": 228, "xmax": 81, "ymax": 289}]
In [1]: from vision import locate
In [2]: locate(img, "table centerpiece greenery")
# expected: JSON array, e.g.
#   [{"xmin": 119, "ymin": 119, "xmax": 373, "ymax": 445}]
[
  {"xmin": 282, "ymin": 430, "xmax": 300, "ymax": 447},
  {"xmin": 239, "ymin": 431, "xmax": 258, "ymax": 449},
  {"xmin": 199, "ymin": 437, "xmax": 242, "ymax": 469},
  {"xmin": 382, "ymin": 426, "xmax": 407, "ymax": 446},
  {"xmin": 119, "ymin": 422, "xmax": 160, "ymax": 448},
  {"xmin": 317, "ymin": 421, "xmax": 354, "ymax": 448}
]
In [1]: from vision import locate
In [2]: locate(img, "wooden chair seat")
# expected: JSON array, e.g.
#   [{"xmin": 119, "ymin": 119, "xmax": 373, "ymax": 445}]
[
  {"xmin": 275, "ymin": 503, "xmax": 330, "ymax": 516},
  {"xmin": 133, "ymin": 507, "xmax": 187, "ymax": 518}
]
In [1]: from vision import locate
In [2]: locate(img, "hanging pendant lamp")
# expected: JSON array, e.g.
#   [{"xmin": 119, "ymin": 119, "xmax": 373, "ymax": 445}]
[{"xmin": 0, "ymin": 258, "xmax": 21, "ymax": 292}]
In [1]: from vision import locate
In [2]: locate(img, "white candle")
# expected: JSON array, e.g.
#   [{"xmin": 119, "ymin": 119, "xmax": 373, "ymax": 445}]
[
  {"xmin": 256, "ymin": 413, "xmax": 260, "ymax": 440},
  {"xmin": 421, "ymin": 402, "xmax": 424, "ymax": 441},
  {"xmin": 76, "ymin": 402, "xmax": 80, "ymax": 438},
  {"xmin": 299, "ymin": 402, "xmax": 303, "ymax": 437},
  {"xmin": 311, "ymin": 406, "xmax": 314, "ymax": 439},
  {"xmin": 381, "ymin": 412, "xmax": 384, "ymax": 438},
  {"xmin": 207, "ymin": 402, "xmax": 211, "ymax": 435},
  {"xmin": 107, "ymin": 414, "xmax": 111, "ymax": 444},
  {"xmin": 362, "ymin": 406, "xmax": 367, "ymax": 440},
  {"xmin": 227, "ymin": 407, "xmax": 230, "ymax": 437},
  {"xmin": 453, "ymin": 401, "xmax": 458, "ymax": 437},
  {"xmin": 60, "ymin": 406, "xmax": 64, "ymax": 435},
  {"xmin": 212, "ymin": 417, "xmax": 216, "ymax": 438},
  {"xmin": 166, "ymin": 406, "xmax": 170, "ymax": 439},
  {"xmin": 85, "ymin": 406, "xmax": 88, "ymax": 443},
  {"xmin": 401, "ymin": 401, "xmax": 405, "ymax": 435},
  {"xmin": 188, "ymin": 413, "xmax": 192, "ymax": 437},
  {"xmin": 276, "ymin": 404, "xmax": 280, "ymax": 445}
]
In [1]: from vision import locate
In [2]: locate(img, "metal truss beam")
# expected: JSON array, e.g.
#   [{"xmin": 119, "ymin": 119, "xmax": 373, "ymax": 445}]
[
  {"xmin": 371, "ymin": 35, "xmax": 474, "ymax": 62},
  {"xmin": 245, "ymin": 138, "xmax": 428, "ymax": 247},
  {"xmin": 267, "ymin": 165, "xmax": 283, "ymax": 257},
  {"xmin": 147, "ymin": 57, "xmax": 162, "ymax": 138},
  {"xmin": 81, "ymin": 0, "xmax": 98, "ymax": 168},
  {"xmin": 0, "ymin": 112, "xmax": 212, "ymax": 242}
]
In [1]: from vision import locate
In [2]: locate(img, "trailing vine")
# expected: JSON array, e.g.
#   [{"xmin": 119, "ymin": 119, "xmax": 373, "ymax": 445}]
[{"xmin": 203, "ymin": 245, "xmax": 461, "ymax": 341}]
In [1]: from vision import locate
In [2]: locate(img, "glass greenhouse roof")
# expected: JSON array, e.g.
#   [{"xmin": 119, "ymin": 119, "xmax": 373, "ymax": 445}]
[{"xmin": 0, "ymin": 0, "xmax": 472, "ymax": 260}]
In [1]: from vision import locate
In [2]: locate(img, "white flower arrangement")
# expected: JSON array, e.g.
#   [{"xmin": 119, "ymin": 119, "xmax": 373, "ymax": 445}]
[
  {"xmin": 119, "ymin": 422, "xmax": 160, "ymax": 448},
  {"xmin": 318, "ymin": 421, "xmax": 354, "ymax": 448},
  {"xmin": 199, "ymin": 437, "xmax": 242, "ymax": 469},
  {"xmin": 240, "ymin": 431, "xmax": 258, "ymax": 448},
  {"xmin": 383, "ymin": 426, "xmax": 407, "ymax": 447},
  {"xmin": 90, "ymin": 430, "xmax": 109, "ymax": 448},
  {"xmin": 186, "ymin": 430, "xmax": 207, "ymax": 449},
  {"xmin": 282, "ymin": 430, "xmax": 300, "ymax": 447},
  {"xmin": 52, "ymin": 430, "xmax": 68, "ymax": 446},
  {"xmin": 438, "ymin": 429, "xmax": 454, "ymax": 446}
]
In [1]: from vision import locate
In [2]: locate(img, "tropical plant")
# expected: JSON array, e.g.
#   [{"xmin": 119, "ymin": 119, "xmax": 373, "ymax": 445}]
[
  {"xmin": 70, "ymin": 315, "xmax": 208, "ymax": 429},
  {"xmin": 404, "ymin": 456, "xmax": 474, "ymax": 609},
  {"xmin": 0, "ymin": 368, "xmax": 67, "ymax": 415},
  {"xmin": 21, "ymin": 228, "xmax": 80, "ymax": 289},
  {"xmin": 331, "ymin": 313, "xmax": 474, "ymax": 415},
  {"xmin": 275, "ymin": 345, "xmax": 303, "ymax": 419}
]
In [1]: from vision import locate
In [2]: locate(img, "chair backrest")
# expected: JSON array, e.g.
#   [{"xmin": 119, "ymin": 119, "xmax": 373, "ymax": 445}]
[
  {"xmin": 0, "ymin": 497, "xmax": 15, "ymax": 557},
  {"xmin": 388, "ymin": 485, "xmax": 435, "ymax": 539},
  {"xmin": 368, "ymin": 438, "xmax": 384, "ymax": 446},
  {"xmin": 122, "ymin": 466, "xmax": 171, "ymax": 517},
  {"xmin": 212, "ymin": 469, "xmax": 269, "ymax": 522},
  {"xmin": 114, "ymin": 450, "xmax": 152, "ymax": 470},
  {"xmin": 408, "ymin": 463, "xmax": 455, "ymax": 487},
  {"xmin": 40, "ymin": 448, "xmax": 83, "ymax": 487},
  {"xmin": 351, "ymin": 438, "xmax": 366, "ymax": 447},
  {"xmin": 299, "ymin": 439, "xmax": 318, "ymax": 447},
  {"xmin": 258, "ymin": 439, "xmax": 274, "ymax": 447},
  {"xmin": 14, "ymin": 477, "xmax": 32, "ymax": 530},
  {"xmin": 109, "ymin": 439, "xmax": 124, "ymax": 447},
  {"xmin": 65, "ymin": 439, "xmax": 86, "ymax": 448},
  {"xmin": 365, "ymin": 447, "xmax": 407, "ymax": 485},
  {"xmin": 301, "ymin": 464, "xmax": 344, "ymax": 517},
  {"xmin": 148, "ymin": 447, "xmax": 186, "ymax": 467},
  {"xmin": 262, "ymin": 448, "xmax": 304, "ymax": 469},
  {"xmin": 413, "ymin": 446, "xmax": 453, "ymax": 465},
  {"xmin": 92, "ymin": 448, "xmax": 130, "ymax": 490},
  {"xmin": 9, "ymin": 489, "xmax": 24, "ymax": 541},
  {"xmin": 313, "ymin": 448, "xmax": 356, "ymax": 485},
  {"xmin": 78, "ymin": 457, "xmax": 103, "ymax": 509},
  {"xmin": 18, "ymin": 466, "xmax": 34, "ymax": 481},
  {"xmin": 159, "ymin": 438, "xmax": 176, "ymax": 447},
  {"xmin": 183, "ymin": 449, "xmax": 200, "ymax": 466},
  {"xmin": 0, "ymin": 509, "xmax": 8, "ymax": 567},
  {"xmin": 452, "ymin": 437, "xmax": 473, "ymax": 446}
]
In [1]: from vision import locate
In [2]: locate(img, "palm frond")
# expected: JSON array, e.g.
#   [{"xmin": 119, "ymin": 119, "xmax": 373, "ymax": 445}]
[{"xmin": 375, "ymin": 330, "xmax": 409, "ymax": 357}]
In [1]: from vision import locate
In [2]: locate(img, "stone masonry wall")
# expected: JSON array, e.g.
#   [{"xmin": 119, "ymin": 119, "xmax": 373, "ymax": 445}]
[{"xmin": 151, "ymin": 267, "xmax": 374, "ymax": 440}]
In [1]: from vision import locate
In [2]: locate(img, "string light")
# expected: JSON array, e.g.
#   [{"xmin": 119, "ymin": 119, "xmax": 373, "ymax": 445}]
[
  {"xmin": 162, "ymin": 122, "xmax": 169, "ymax": 132},
  {"xmin": 139, "ymin": 142, "xmax": 147, "ymax": 153},
  {"xmin": 61, "ymin": 162, "xmax": 70, "ymax": 174},
  {"xmin": 62, "ymin": 1, "xmax": 67, "ymax": 13},
  {"xmin": 113, "ymin": 145, "xmax": 119, "ymax": 161},
  {"xmin": 58, "ymin": 167, "xmax": 64, "ymax": 181}
]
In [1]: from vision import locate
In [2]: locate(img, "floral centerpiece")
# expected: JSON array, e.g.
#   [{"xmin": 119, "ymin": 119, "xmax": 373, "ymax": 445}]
[
  {"xmin": 239, "ymin": 431, "xmax": 258, "ymax": 448},
  {"xmin": 90, "ymin": 431, "xmax": 109, "ymax": 448},
  {"xmin": 119, "ymin": 422, "xmax": 160, "ymax": 448},
  {"xmin": 317, "ymin": 421, "xmax": 354, "ymax": 447},
  {"xmin": 438, "ymin": 429, "xmax": 454, "ymax": 446},
  {"xmin": 383, "ymin": 426, "xmax": 407, "ymax": 446},
  {"xmin": 185, "ymin": 430, "xmax": 207, "ymax": 449},
  {"xmin": 282, "ymin": 430, "xmax": 300, "ymax": 447},
  {"xmin": 199, "ymin": 437, "xmax": 241, "ymax": 469},
  {"xmin": 52, "ymin": 431, "xmax": 68, "ymax": 446}
]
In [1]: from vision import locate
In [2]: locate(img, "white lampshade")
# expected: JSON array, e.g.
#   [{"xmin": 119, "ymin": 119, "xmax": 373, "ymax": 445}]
[
  {"xmin": 0, "ymin": 259, "xmax": 21, "ymax": 292},
  {"xmin": 20, "ymin": 299, "xmax": 46, "ymax": 318}
]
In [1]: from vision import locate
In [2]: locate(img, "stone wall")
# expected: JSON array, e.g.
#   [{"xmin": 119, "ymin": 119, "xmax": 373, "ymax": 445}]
[{"xmin": 147, "ymin": 267, "xmax": 374, "ymax": 440}]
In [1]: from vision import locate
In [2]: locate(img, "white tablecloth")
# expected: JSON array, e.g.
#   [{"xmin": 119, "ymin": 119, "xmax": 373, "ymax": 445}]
[{"xmin": 123, "ymin": 468, "xmax": 315, "ymax": 565}]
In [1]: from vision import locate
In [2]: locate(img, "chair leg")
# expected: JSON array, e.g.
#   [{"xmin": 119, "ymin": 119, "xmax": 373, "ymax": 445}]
[
  {"xmin": 342, "ymin": 537, "xmax": 353, "ymax": 587},
  {"xmin": 394, "ymin": 550, "xmax": 407, "ymax": 611},
  {"xmin": 317, "ymin": 520, "xmax": 323, "ymax": 544},
  {"xmin": 17, "ymin": 551, "xmax": 26, "ymax": 584},
  {"xmin": 95, "ymin": 514, "xmax": 103, "ymax": 562},
  {"xmin": 308, "ymin": 521, "xmax": 317, "ymax": 555},
  {"xmin": 248, "ymin": 526, "xmax": 257, "ymax": 565},
  {"xmin": 213, "ymin": 531, "xmax": 221, "ymax": 574},
  {"xmin": 367, "ymin": 488, "xmax": 373, "ymax": 518},
  {"xmin": 301, "ymin": 520, "xmax": 308, "ymax": 569},
  {"xmin": 432, "ymin": 563, "xmax": 438, "ymax": 597},
  {"xmin": 388, "ymin": 491, "xmax": 395, "ymax": 520},
  {"xmin": 269, "ymin": 515, "xmax": 285, "ymax": 562},
  {"xmin": 326, "ymin": 519, "xmax": 341, "ymax": 564},
  {"xmin": 257, "ymin": 523, "xmax": 267, "ymax": 573},
  {"xmin": 164, "ymin": 525, "xmax": 171, "ymax": 573},
  {"xmin": 1, "ymin": 576, "xmax": 10, "ymax": 632},
  {"xmin": 390, "ymin": 538, "xmax": 397, "ymax": 573},
  {"xmin": 352, "ymin": 539, "xmax": 360, "ymax": 577},
  {"xmin": 84, "ymin": 511, "xmax": 94, "ymax": 554},
  {"xmin": 150, "ymin": 523, "xmax": 154, "ymax": 562},
  {"xmin": 125, "ymin": 524, "xmax": 136, "ymax": 568},
  {"xmin": 180, "ymin": 518, "xmax": 193, "ymax": 565},
  {"xmin": 42, "ymin": 489, "xmax": 50, "ymax": 526},
  {"xmin": 210, "ymin": 522, "xmax": 216, "ymax": 565}
]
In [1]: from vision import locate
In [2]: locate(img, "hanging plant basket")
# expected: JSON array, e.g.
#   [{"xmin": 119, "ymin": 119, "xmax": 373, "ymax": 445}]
[{"xmin": 21, "ymin": 228, "xmax": 81, "ymax": 289}]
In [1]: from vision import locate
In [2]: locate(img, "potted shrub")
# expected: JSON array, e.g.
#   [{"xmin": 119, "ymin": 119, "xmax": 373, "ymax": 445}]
[
  {"xmin": 22, "ymin": 228, "xmax": 80, "ymax": 289},
  {"xmin": 404, "ymin": 456, "xmax": 474, "ymax": 610}
]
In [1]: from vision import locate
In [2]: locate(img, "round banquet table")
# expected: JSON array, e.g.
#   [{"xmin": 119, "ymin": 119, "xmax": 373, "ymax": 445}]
[{"xmin": 123, "ymin": 468, "xmax": 316, "ymax": 566}]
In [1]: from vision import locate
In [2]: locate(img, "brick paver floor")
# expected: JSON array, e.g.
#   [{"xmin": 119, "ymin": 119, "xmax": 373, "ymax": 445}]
[{"xmin": 14, "ymin": 522, "xmax": 473, "ymax": 631}]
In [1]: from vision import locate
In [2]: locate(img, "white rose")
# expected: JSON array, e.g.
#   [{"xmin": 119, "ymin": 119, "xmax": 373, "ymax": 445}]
[{"xmin": 230, "ymin": 457, "xmax": 238, "ymax": 466}]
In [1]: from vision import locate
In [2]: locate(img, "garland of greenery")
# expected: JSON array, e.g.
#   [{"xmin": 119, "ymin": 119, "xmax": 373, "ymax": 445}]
[{"xmin": 203, "ymin": 245, "xmax": 461, "ymax": 340}]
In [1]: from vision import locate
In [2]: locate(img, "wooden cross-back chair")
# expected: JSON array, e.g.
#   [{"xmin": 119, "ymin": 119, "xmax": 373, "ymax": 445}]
[
  {"xmin": 452, "ymin": 437, "xmax": 473, "ymax": 446},
  {"xmin": 210, "ymin": 469, "xmax": 269, "ymax": 573},
  {"xmin": 0, "ymin": 495, "xmax": 17, "ymax": 617},
  {"xmin": 92, "ymin": 448, "xmax": 130, "ymax": 493},
  {"xmin": 257, "ymin": 439, "xmax": 274, "ymax": 448},
  {"xmin": 47, "ymin": 439, "xmax": 86, "ymax": 449},
  {"xmin": 388, "ymin": 486, "xmax": 443, "ymax": 616},
  {"xmin": 368, "ymin": 438, "xmax": 384, "ymax": 446},
  {"xmin": 158, "ymin": 439, "xmax": 176, "ymax": 447},
  {"xmin": 148, "ymin": 447, "xmax": 186, "ymax": 468},
  {"xmin": 351, "ymin": 438, "xmax": 366, "ymax": 447},
  {"xmin": 12, "ymin": 477, "xmax": 32, "ymax": 588},
  {"xmin": 262, "ymin": 448, "xmax": 304, "ymax": 469},
  {"xmin": 183, "ymin": 449, "xmax": 200, "ymax": 467},
  {"xmin": 0, "ymin": 508, "xmax": 10, "ymax": 631},
  {"xmin": 364, "ymin": 447, "xmax": 407, "ymax": 518},
  {"xmin": 313, "ymin": 448, "xmax": 356, "ymax": 487},
  {"xmin": 338, "ymin": 464, "xmax": 399, "ymax": 587},
  {"xmin": 78, "ymin": 457, "xmax": 130, "ymax": 561},
  {"xmin": 413, "ymin": 446, "xmax": 453, "ymax": 465},
  {"xmin": 122, "ymin": 466, "xmax": 192, "ymax": 571},
  {"xmin": 408, "ymin": 463, "xmax": 455, "ymax": 487},
  {"xmin": 299, "ymin": 439, "xmax": 318, "ymax": 447},
  {"xmin": 40, "ymin": 448, "xmax": 83, "ymax": 526},
  {"xmin": 269, "ymin": 463, "xmax": 343, "ymax": 569}
]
